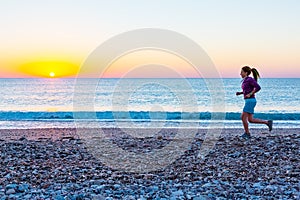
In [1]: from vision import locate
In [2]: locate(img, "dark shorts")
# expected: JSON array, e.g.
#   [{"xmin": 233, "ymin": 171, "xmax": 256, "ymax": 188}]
[{"xmin": 243, "ymin": 98, "xmax": 257, "ymax": 114}]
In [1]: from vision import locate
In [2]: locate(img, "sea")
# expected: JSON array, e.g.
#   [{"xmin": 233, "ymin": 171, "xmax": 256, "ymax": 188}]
[{"xmin": 0, "ymin": 78, "xmax": 299, "ymax": 129}]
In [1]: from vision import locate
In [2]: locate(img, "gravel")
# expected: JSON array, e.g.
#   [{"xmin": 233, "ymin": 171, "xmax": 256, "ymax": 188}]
[{"xmin": 0, "ymin": 128, "xmax": 299, "ymax": 199}]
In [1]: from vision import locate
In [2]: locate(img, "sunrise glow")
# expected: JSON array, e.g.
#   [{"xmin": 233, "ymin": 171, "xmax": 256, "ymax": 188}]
[
  {"xmin": 0, "ymin": 1, "xmax": 299, "ymax": 78},
  {"xmin": 18, "ymin": 61, "xmax": 79, "ymax": 78}
]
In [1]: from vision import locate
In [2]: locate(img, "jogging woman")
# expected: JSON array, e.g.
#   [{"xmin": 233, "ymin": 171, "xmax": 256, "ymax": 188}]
[{"xmin": 236, "ymin": 66, "xmax": 273, "ymax": 139}]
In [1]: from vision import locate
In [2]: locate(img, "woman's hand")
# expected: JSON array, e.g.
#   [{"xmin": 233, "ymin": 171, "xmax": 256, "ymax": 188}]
[
  {"xmin": 245, "ymin": 93, "xmax": 251, "ymax": 98},
  {"xmin": 245, "ymin": 91, "xmax": 254, "ymax": 98}
]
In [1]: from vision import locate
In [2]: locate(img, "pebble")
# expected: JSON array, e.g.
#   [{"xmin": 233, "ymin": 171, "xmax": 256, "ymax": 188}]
[
  {"xmin": 171, "ymin": 190, "xmax": 184, "ymax": 196},
  {"xmin": 0, "ymin": 130, "xmax": 299, "ymax": 199},
  {"xmin": 5, "ymin": 188, "xmax": 16, "ymax": 195},
  {"xmin": 54, "ymin": 195, "xmax": 65, "ymax": 200}
]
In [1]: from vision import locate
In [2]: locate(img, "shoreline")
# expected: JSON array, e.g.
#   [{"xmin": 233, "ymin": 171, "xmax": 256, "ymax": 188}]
[
  {"xmin": 0, "ymin": 128, "xmax": 299, "ymax": 199},
  {"xmin": 0, "ymin": 127, "xmax": 299, "ymax": 141}
]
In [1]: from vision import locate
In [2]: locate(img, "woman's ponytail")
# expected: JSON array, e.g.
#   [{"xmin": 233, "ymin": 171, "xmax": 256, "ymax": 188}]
[{"xmin": 251, "ymin": 68, "xmax": 260, "ymax": 82}]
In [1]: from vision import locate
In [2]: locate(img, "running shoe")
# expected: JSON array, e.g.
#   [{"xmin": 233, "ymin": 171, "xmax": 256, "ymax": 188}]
[
  {"xmin": 267, "ymin": 120, "xmax": 273, "ymax": 131},
  {"xmin": 241, "ymin": 132, "xmax": 251, "ymax": 140}
]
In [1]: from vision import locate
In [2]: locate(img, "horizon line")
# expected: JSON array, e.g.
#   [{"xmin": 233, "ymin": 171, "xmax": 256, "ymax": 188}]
[{"xmin": 0, "ymin": 77, "xmax": 299, "ymax": 79}]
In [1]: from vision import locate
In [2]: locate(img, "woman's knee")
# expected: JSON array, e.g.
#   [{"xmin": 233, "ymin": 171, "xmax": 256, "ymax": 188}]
[{"xmin": 248, "ymin": 116, "xmax": 254, "ymax": 123}]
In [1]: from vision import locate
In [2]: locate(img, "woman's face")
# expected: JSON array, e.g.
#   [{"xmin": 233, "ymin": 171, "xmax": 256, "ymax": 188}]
[{"xmin": 240, "ymin": 70, "xmax": 248, "ymax": 78}]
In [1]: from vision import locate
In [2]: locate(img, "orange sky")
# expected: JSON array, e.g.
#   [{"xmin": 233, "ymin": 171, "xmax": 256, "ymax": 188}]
[{"xmin": 0, "ymin": 1, "xmax": 299, "ymax": 78}]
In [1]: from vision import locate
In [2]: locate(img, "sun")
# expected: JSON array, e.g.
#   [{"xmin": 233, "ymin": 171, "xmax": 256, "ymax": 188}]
[
  {"xmin": 49, "ymin": 72, "xmax": 55, "ymax": 77},
  {"xmin": 19, "ymin": 61, "xmax": 80, "ymax": 78}
]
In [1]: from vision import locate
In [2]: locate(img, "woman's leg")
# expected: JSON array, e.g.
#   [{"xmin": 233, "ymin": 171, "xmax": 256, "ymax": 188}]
[
  {"xmin": 248, "ymin": 114, "xmax": 273, "ymax": 131},
  {"xmin": 248, "ymin": 114, "xmax": 268, "ymax": 125},
  {"xmin": 241, "ymin": 112, "xmax": 250, "ymax": 134}
]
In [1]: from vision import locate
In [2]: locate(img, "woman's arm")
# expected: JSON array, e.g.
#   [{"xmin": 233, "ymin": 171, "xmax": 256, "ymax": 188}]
[
  {"xmin": 245, "ymin": 88, "xmax": 256, "ymax": 98},
  {"xmin": 251, "ymin": 79, "xmax": 261, "ymax": 93}
]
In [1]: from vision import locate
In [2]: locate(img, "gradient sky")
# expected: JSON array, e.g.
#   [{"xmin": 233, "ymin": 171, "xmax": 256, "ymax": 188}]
[{"xmin": 0, "ymin": 0, "xmax": 299, "ymax": 78}]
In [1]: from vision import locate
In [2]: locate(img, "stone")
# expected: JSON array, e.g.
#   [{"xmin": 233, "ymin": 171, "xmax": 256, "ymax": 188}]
[
  {"xmin": 5, "ymin": 188, "xmax": 16, "ymax": 195},
  {"xmin": 171, "ymin": 190, "xmax": 184, "ymax": 196},
  {"xmin": 54, "ymin": 195, "xmax": 65, "ymax": 200}
]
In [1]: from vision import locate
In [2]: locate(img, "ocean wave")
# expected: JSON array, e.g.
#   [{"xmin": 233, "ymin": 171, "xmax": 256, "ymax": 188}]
[{"xmin": 0, "ymin": 111, "xmax": 300, "ymax": 121}]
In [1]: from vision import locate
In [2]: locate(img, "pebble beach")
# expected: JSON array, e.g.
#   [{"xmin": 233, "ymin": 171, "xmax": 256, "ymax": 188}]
[{"xmin": 0, "ymin": 128, "xmax": 299, "ymax": 199}]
